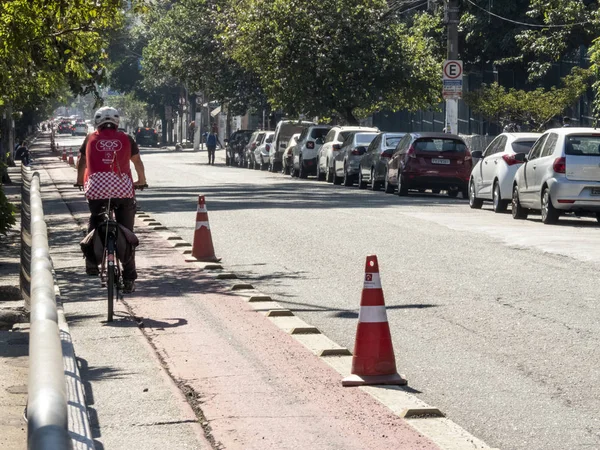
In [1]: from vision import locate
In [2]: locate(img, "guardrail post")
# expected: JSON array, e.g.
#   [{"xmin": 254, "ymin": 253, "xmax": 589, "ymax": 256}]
[{"xmin": 26, "ymin": 172, "xmax": 73, "ymax": 450}]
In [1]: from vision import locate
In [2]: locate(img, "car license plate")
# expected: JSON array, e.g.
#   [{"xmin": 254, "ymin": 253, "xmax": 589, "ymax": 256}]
[
  {"xmin": 431, "ymin": 158, "xmax": 450, "ymax": 165},
  {"xmin": 592, "ymin": 188, "xmax": 600, "ymax": 195}
]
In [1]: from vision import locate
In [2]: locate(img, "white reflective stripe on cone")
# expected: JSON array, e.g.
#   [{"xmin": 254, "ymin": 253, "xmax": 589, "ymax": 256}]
[
  {"xmin": 358, "ymin": 305, "xmax": 388, "ymax": 323},
  {"xmin": 363, "ymin": 272, "xmax": 382, "ymax": 290},
  {"xmin": 195, "ymin": 221, "xmax": 210, "ymax": 230},
  {"xmin": 197, "ymin": 205, "xmax": 208, "ymax": 213}
]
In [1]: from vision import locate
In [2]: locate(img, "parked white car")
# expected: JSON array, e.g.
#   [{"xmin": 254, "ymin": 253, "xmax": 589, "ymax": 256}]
[
  {"xmin": 512, "ymin": 127, "xmax": 600, "ymax": 224},
  {"xmin": 253, "ymin": 131, "xmax": 274, "ymax": 170},
  {"xmin": 317, "ymin": 126, "xmax": 378, "ymax": 183},
  {"xmin": 291, "ymin": 125, "xmax": 331, "ymax": 178},
  {"xmin": 469, "ymin": 132, "xmax": 541, "ymax": 212},
  {"xmin": 269, "ymin": 120, "xmax": 315, "ymax": 172}
]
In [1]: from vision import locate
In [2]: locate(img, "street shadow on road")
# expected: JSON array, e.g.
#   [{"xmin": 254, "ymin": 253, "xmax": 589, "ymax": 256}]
[
  {"xmin": 275, "ymin": 299, "xmax": 438, "ymax": 319},
  {"xmin": 135, "ymin": 181, "xmax": 469, "ymax": 214}
]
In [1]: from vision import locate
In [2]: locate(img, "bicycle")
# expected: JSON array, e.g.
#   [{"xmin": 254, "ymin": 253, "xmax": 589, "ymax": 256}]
[{"xmin": 75, "ymin": 183, "xmax": 147, "ymax": 322}]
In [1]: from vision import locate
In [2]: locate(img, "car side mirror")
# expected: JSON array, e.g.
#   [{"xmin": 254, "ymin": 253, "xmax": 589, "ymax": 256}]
[
  {"xmin": 471, "ymin": 150, "xmax": 483, "ymax": 159},
  {"xmin": 514, "ymin": 152, "xmax": 527, "ymax": 162}
]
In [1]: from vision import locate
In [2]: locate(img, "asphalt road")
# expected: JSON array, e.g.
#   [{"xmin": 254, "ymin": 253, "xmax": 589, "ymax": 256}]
[{"xmin": 55, "ymin": 135, "xmax": 600, "ymax": 450}]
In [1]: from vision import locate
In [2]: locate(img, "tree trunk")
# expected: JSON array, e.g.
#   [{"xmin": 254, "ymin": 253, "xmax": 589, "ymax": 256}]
[{"xmin": 341, "ymin": 107, "xmax": 359, "ymax": 126}]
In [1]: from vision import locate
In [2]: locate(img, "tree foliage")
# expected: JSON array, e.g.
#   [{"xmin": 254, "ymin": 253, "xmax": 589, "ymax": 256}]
[
  {"xmin": 464, "ymin": 67, "xmax": 594, "ymax": 130},
  {"xmin": 223, "ymin": 0, "xmax": 441, "ymax": 124},
  {"xmin": 0, "ymin": 0, "xmax": 126, "ymax": 110}
]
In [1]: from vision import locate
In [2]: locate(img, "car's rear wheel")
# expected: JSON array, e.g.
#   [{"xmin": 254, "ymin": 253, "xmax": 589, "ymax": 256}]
[
  {"xmin": 541, "ymin": 187, "xmax": 560, "ymax": 224},
  {"xmin": 316, "ymin": 163, "xmax": 325, "ymax": 181},
  {"xmin": 469, "ymin": 180, "xmax": 483, "ymax": 209},
  {"xmin": 332, "ymin": 165, "xmax": 342, "ymax": 185},
  {"xmin": 299, "ymin": 159, "xmax": 308, "ymax": 179},
  {"xmin": 342, "ymin": 164, "xmax": 353, "ymax": 186},
  {"xmin": 384, "ymin": 171, "xmax": 394, "ymax": 194},
  {"xmin": 358, "ymin": 170, "xmax": 367, "ymax": 189},
  {"xmin": 371, "ymin": 168, "xmax": 381, "ymax": 191},
  {"xmin": 512, "ymin": 185, "xmax": 529, "ymax": 220},
  {"xmin": 397, "ymin": 174, "xmax": 408, "ymax": 196},
  {"xmin": 493, "ymin": 181, "xmax": 509, "ymax": 213},
  {"xmin": 326, "ymin": 162, "xmax": 334, "ymax": 183}
]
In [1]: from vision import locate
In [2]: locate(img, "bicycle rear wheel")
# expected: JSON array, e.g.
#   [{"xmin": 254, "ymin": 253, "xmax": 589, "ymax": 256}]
[{"xmin": 107, "ymin": 236, "xmax": 116, "ymax": 322}]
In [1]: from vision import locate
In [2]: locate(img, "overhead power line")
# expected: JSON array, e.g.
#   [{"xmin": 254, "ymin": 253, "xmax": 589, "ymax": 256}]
[{"xmin": 465, "ymin": 0, "xmax": 593, "ymax": 29}]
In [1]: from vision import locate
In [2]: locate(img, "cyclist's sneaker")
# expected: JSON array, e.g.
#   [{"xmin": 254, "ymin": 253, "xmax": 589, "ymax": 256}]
[{"xmin": 123, "ymin": 280, "xmax": 135, "ymax": 293}]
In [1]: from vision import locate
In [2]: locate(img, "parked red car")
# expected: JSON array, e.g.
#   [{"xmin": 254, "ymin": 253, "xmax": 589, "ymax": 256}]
[{"xmin": 385, "ymin": 132, "xmax": 472, "ymax": 198}]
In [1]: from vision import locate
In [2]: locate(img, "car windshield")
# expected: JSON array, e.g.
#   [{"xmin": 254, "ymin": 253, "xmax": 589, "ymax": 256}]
[
  {"xmin": 565, "ymin": 135, "xmax": 600, "ymax": 156},
  {"xmin": 385, "ymin": 136, "xmax": 404, "ymax": 148},
  {"xmin": 356, "ymin": 133, "xmax": 378, "ymax": 145},
  {"xmin": 511, "ymin": 140, "xmax": 536, "ymax": 154},
  {"xmin": 310, "ymin": 128, "xmax": 329, "ymax": 139},
  {"xmin": 414, "ymin": 138, "xmax": 466, "ymax": 152}
]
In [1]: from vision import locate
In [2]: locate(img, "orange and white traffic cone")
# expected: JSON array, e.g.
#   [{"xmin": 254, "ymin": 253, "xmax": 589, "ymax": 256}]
[
  {"xmin": 68, "ymin": 148, "xmax": 75, "ymax": 165},
  {"xmin": 61, "ymin": 146, "xmax": 67, "ymax": 161},
  {"xmin": 190, "ymin": 196, "xmax": 220, "ymax": 262},
  {"xmin": 342, "ymin": 255, "xmax": 407, "ymax": 387}
]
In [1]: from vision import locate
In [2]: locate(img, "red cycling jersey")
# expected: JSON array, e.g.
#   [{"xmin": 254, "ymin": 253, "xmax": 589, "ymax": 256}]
[{"xmin": 84, "ymin": 128, "xmax": 134, "ymax": 200}]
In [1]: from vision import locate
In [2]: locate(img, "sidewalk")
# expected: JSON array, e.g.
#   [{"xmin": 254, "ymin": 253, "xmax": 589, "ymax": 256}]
[
  {"xmin": 0, "ymin": 166, "xmax": 28, "ymax": 450},
  {"xmin": 37, "ymin": 139, "xmax": 442, "ymax": 448}
]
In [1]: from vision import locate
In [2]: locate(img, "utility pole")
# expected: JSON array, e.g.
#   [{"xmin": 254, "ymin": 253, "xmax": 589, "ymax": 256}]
[{"xmin": 444, "ymin": 0, "xmax": 460, "ymax": 135}]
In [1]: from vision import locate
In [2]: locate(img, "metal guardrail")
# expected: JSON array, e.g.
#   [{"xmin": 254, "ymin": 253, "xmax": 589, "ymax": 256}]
[{"xmin": 21, "ymin": 166, "xmax": 73, "ymax": 449}]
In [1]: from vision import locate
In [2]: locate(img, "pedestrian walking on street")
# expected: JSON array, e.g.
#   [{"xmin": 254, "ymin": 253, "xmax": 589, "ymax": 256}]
[
  {"xmin": 205, "ymin": 130, "xmax": 221, "ymax": 165},
  {"xmin": 76, "ymin": 106, "xmax": 147, "ymax": 293}
]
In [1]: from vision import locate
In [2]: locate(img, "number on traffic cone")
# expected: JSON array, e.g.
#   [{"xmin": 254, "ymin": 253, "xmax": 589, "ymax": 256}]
[
  {"xmin": 342, "ymin": 255, "xmax": 407, "ymax": 387},
  {"xmin": 190, "ymin": 196, "xmax": 220, "ymax": 262}
]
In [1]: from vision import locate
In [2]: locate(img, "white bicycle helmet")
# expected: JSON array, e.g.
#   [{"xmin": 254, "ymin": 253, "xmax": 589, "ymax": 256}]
[{"xmin": 94, "ymin": 106, "xmax": 120, "ymax": 128}]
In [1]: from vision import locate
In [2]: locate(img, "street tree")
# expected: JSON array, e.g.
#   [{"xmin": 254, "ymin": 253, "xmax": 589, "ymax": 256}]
[
  {"xmin": 140, "ymin": 0, "xmax": 266, "ymax": 117},
  {"xmin": 464, "ymin": 67, "xmax": 594, "ymax": 130},
  {"xmin": 223, "ymin": 0, "xmax": 441, "ymax": 124}
]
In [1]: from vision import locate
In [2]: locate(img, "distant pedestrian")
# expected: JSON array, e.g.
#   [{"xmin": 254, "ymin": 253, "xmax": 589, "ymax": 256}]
[
  {"xmin": 562, "ymin": 116, "xmax": 572, "ymax": 127},
  {"xmin": 205, "ymin": 130, "xmax": 221, "ymax": 165}
]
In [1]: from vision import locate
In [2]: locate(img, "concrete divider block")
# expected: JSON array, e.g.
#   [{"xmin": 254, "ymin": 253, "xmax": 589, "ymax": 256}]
[{"xmin": 266, "ymin": 309, "xmax": 294, "ymax": 317}]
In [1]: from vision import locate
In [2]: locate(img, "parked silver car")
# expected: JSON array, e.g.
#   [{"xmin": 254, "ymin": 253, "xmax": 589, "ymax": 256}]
[
  {"xmin": 358, "ymin": 132, "xmax": 405, "ymax": 190},
  {"xmin": 245, "ymin": 131, "xmax": 267, "ymax": 169},
  {"xmin": 318, "ymin": 126, "xmax": 379, "ymax": 182},
  {"xmin": 291, "ymin": 125, "xmax": 331, "ymax": 178},
  {"xmin": 253, "ymin": 131, "xmax": 274, "ymax": 170},
  {"xmin": 332, "ymin": 132, "xmax": 378, "ymax": 186},
  {"xmin": 269, "ymin": 120, "xmax": 315, "ymax": 172},
  {"xmin": 512, "ymin": 128, "xmax": 600, "ymax": 224}
]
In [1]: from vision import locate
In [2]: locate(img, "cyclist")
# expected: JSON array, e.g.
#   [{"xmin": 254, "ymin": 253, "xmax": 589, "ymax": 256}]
[{"xmin": 76, "ymin": 106, "xmax": 147, "ymax": 293}]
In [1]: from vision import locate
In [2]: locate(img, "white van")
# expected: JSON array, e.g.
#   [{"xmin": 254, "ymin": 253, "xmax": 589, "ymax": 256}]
[{"xmin": 268, "ymin": 119, "xmax": 316, "ymax": 172}]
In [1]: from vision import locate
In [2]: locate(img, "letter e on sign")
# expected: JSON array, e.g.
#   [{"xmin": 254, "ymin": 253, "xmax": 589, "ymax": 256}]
[{"xmin": 443, "ymin": 60, "xmax": 463, "ymax": 80}]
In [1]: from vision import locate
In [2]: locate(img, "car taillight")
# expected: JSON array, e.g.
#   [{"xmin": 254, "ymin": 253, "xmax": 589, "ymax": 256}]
[
  {"xmin": 502, "ymin": 154, "xmax": 522, "ymax": 166},
  {"xmin": 407, "ymin": 145, "xmax": 416, "ymax": 158},
  {"xmin": 553, "ymin": 157, "xmax": 566, "ymax": 174},
  {"xmin": 265, "ymin": 144, "xmax": 270, "ymax": 152},
  {"xmin": 306, "ymin": 141, "xmax": 315, "ymax": 149}
]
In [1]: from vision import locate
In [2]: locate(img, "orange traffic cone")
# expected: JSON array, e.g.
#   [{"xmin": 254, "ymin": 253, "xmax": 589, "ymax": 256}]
[
  {"xmin": 61, "ymin": 146, "xmax": 66, "ymax": 161},
  {"xmin": 190, "ymin": 196, "xmax": 220, "ymax": 262},
  {"xmin": 68, "ymin": 148, "xmax": 75, "ymax": 165},
  {"xmin": 342, "ymin": 255, "xmax": 407, "ymax": 387}
]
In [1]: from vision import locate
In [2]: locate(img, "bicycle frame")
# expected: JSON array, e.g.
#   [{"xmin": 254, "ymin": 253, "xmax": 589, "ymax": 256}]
[{"xmin": 98, "ymin": 198, "xmax": 122, "ymax": 322}]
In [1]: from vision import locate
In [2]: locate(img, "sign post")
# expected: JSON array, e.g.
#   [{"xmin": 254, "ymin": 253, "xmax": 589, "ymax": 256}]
[{"xmin": 443, "ymin": 59, "xmax": 463, "ymax": 135}]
